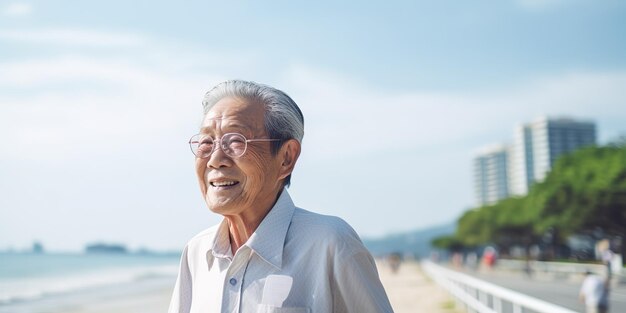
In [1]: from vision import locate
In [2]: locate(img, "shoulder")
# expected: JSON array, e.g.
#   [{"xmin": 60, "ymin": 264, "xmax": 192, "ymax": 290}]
[
  {"xmin": 292, "ymin": 208, "xmax": 358, "ymax": 235},
  {"xmin": 289, "ymin": 207, "xmax": 364, "ymax": 253}
]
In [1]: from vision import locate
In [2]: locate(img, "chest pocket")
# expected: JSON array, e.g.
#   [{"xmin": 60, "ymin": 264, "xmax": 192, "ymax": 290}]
[{"xmin": 256, "ymin": 305, "xmax": 310, "ymax": 313}]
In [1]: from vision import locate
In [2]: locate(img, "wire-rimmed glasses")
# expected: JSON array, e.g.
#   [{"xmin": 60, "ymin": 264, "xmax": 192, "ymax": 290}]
[{"xmin": 189, "ymin": 133, "xmax": 281, "ymax": 158}]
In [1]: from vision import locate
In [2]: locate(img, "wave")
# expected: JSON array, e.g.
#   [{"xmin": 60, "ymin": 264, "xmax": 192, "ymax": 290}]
[{"xmin": 0, "ymin": 264, "xmax": 178, "ymax": 306}]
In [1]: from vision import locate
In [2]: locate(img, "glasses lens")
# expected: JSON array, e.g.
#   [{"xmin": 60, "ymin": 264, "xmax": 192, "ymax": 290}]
[
  {"xmin": 189, "ymin": 134, "xmax": 200, "ymax": 156},
  {"xmin": 190, "ymin": 134, "xmax": 214, "ymax": 158},
  {"xmin": 222, "ymin": 133, "xmax": 247, "ymax": 157}
]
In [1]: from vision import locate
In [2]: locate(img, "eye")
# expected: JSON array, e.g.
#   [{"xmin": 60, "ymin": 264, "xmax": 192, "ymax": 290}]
[
  {"xmin": 224, "ymin": 133, "xmax": 247, "ymax": 153},
  {"xmin": 198, "ymin": 137, "xmax": 214, "ymax": 150},
  {"xmin": 229, "ymin": 137, "xmax": 245, "ymax": 145},
  {"xmin": 199, "ymin": 137, "xmax": 214, "ymax": 144}
]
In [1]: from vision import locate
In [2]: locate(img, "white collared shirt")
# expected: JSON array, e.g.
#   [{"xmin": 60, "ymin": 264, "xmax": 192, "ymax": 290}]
[
  {"xmin": 168, "ymin": 189, "xmax": 394, "ymax": 313},
  {"xmin": 580, "ymin": 274, "xmax": 608, "ymax": 307}
]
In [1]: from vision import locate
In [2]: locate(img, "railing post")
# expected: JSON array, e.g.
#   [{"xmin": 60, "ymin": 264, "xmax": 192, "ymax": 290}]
[
  {"xmin": 463, "ymin": 283, "xmax": 470, "ymax": 312},
  {"xmin": 493, "ymin": 297, "xmax": 502, "ymax": 313},
  {"xmin": 479, "ymin": 290, "xmax": 489, "ymax": 307},
  {"xmin": 513, "ymin": 303, "xmax": 522, "ymax": 313}
]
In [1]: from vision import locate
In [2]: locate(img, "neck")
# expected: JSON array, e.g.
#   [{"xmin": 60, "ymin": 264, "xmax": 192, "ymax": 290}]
[
  {"xmin": 226, "ymin": 215, "xmax": 261, "ymax": 254},
  {"xmin": 226, "ymin": 189, "xmax": 283, "ymax": 254}
]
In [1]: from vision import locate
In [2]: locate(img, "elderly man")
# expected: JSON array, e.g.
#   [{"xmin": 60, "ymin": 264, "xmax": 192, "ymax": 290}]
[{"xmin": 169, "ymin": 80, "xmax": 393, "ymax": 313}]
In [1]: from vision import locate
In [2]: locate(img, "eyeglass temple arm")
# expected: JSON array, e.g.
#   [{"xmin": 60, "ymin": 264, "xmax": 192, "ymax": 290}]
[{"xmin": 246, "ymin": 139, "xmax": 282, "ymax": 143}]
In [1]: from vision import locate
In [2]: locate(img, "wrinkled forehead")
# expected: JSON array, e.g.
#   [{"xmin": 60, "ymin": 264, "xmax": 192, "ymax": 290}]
[
  {"xmin": 199, "ymin": 117, "xmax": 255, "ymax": 134},
  {"xmin": 200, "ymin": 97, "xmax": 266, "ymax": 135}
]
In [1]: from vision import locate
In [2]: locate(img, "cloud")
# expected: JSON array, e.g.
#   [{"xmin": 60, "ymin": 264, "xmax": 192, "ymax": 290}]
[
  {"xmin": 0, "ymin": 28, "xmax": 148, "ymax": 47},
  {"xmin": 279, "ymin": 65, "xmax": 626, "ymax": 160},
  {"xmin": 0, "ymin": 27, "xmax": 266, "ymax": 165},
  {"xmin": 0, "ymin": 57, "xmax": 148, "ymax": 85},
  {"xmin": 2, "ymin": 2, "xmax": 32, "ymax": 17},
  {"xmin": 2, "ymin": 50, "xmax": 624, "ymax": 166},
  {"xmin": 0, "ymin": 56, "xmax": 223, "ymax": 162}
]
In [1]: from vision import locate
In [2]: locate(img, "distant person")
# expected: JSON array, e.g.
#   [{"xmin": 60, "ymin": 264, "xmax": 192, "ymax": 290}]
[
  {"xmin": 601, "ymin": 249, "xmax": 614, "ymax": 279},
  {"xmin": 579, "ymin": 271, "xmax": 609, "ymax": 313},
  {"xmin": 522, "ymin": 255, "xmax": 533, "ymax": 278},
  {"xmin": 465, "ymin": 252, "xmax": 478, "ymax": 271},
  {"xmin": 388, "ymin": 253, "xmax": 402, "ymax": 274},
  {"xmin": 452, "ymin": 252, "xmax": 463, "ymax": 268},
  {"xmin": 482, "ymin": 246, "xmax": 497, "ymax": 269},
  {"xmin": 168, "ymin": 80, "xmax": 394, "ymax": 313}
]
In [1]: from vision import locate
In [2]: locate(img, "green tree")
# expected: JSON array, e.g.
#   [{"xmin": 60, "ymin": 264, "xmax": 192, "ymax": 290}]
[
  {"xmin": 431, "ymin": 235, "xmax": 465, "ymax": 252},
  {"xmin": 490, "ymin": 197, "xmax": 538, "ymax": 255},
  {"xmin": 447, "ymin": 145, "xmax": 626, "ymax": 263},
  {"xmin": 533, "ymin": 146, "xmax": 626, "ymax": 262},
  {"xmin": 455, "ymin": 207, "xmax": 493, "ymax": 247}
]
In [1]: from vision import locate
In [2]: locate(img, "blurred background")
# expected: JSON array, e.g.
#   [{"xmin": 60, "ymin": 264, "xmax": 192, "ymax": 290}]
[{"xmin": 1, "ymin": 1, "xmax": 625, "ymax": 312}]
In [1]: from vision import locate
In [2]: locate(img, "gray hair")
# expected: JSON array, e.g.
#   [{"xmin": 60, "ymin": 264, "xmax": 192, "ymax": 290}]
[{"xmin": 201, "ymin": 80, "xmax": 304, "ymax": 187}]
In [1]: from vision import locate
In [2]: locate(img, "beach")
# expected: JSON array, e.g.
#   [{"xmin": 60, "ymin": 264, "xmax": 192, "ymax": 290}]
[
  {"xmin": 60, "ymin": 285, "xmax": 173, "ymax": 313},
  {"xmin": 378, "ymin": 260, "xmax": 457, "ymax": 313},
  {"xmin": 0, "ymin": 253, "xmax": 179, "ymax": 313}
]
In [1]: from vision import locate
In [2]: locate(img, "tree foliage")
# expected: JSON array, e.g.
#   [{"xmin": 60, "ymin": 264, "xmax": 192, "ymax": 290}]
[
  {"xmin": 431, "ymin": 235, "xmax": 464, "ymax": 252},
  {"xmin": 533, "ymin": 146, "xmax": 626, "ymax": 238},
  {"xmin": 433, "ymin": 145, "xmax": 626, "ymax": 260}
]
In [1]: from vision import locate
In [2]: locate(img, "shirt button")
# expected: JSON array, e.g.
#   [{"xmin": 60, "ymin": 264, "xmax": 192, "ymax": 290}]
[{"xmin": 229, "ymin": 278, "xmax": 237, "ymax": 286}]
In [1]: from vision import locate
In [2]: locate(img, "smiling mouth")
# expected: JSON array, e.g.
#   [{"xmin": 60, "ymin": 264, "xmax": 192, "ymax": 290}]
[{"xmin": 210, "ymin": 181, "xmax": 240, "ymax": 188}]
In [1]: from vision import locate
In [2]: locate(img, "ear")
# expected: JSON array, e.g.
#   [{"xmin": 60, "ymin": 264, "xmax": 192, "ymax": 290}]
[{"xmin": 277, "ymin": 139, "xmax": 301, "ymax": 181}]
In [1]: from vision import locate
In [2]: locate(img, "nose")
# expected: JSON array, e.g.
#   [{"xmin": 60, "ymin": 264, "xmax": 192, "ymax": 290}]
[{"xmin": 206, "ymin": 142, "xmax": 232, "ymax": 169}]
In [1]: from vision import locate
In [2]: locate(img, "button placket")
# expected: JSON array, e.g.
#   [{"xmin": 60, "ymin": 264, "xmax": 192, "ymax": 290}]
[{"xmin": 224, "ymin": 247, "xmax": 252, "ymax": 313}]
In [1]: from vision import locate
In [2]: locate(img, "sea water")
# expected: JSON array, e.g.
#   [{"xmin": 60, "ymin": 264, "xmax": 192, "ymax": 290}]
[{"xmin": 0, "ymin": 252, "xmax": 180, "ymax": 312}]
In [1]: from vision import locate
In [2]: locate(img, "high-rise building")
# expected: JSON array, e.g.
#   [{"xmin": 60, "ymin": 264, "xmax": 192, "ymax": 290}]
[
  {"xmin": 509, "ymin": 124, "xmax": 535, "ymax": 196},
  {"xmin": 474, "ymin": 144, "xmax": 510, "ymax": 206},
  {"xmin": 509, "ymin": 116, "xmax": 596, "ymax": 196}
]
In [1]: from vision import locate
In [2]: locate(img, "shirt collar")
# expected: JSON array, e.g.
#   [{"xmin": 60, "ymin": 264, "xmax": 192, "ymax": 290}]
[
  {"xmin": 246, "ymin": 188, "xmax": 295, "ymax": 270},
  {"xmin": 210, "ymin": 220, "xmax": 233, "ymax": 259},
  {"xmin": 208, "ymin": 188, "xmax": 295, "ymax": 270}
]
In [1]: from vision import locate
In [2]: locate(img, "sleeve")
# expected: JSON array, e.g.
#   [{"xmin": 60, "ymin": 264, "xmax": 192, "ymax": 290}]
[
  {"xmin": 333, "ymin": 245, "xmax": 394, "ymax": 313},
  {"xmin": 168, "ymin": 245, "xmax": 192, "ymax": 313}
]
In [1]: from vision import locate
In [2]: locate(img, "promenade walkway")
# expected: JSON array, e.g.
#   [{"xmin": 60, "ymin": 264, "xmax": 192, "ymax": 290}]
[{"xmin": 378, "ymin": 260, "xmax": 458, "ymax": 313}]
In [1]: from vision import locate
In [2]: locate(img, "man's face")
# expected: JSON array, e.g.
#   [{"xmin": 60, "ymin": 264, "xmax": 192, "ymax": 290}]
[{"xmin": 195, "ymin": 97, "xmax": 284, "ymax": 217}]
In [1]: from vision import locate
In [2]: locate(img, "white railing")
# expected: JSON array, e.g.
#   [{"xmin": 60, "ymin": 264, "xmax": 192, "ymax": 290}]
[
  {"xmin": 496, "ymin": 259, "xmax": 604, "ymax": 275},
  {"xmin": 421, "ymin": 260, "xmax": 579, "ymax": 313},
  {"xmin": 495, "ymin": 259, "xmax": 624, "ymax": 283}
]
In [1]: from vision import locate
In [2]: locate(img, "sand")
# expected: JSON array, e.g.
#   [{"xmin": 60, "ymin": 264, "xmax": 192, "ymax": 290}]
[
  {"xmin": 59, "ymin": 286, "xmax": 173, "ymax": 313},
  {"xmin": 378, "ymin": 260, "xmax": 458, "ymax": 313}
]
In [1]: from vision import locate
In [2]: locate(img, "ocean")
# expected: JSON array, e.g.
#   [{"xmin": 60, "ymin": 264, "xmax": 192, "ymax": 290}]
[{"xmin": 0, "ymin": 252, "xmax": 180, "ymax": 313}]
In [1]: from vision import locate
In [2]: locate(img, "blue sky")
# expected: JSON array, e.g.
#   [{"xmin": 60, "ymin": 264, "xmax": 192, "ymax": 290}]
[{"xmin": 1, "ymin": 0, "xmax": 625, "ymax": 251}]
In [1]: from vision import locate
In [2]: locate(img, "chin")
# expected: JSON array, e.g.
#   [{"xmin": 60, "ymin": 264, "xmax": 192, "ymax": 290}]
[{"xmin": 205, "ymin": 197, "xmax": 240, "ymax": 215}]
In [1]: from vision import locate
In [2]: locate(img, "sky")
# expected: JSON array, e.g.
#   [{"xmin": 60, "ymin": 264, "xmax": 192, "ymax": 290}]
[{"xmin": 1, "ymin": 0, "xmax": 625, "ymax": 252}]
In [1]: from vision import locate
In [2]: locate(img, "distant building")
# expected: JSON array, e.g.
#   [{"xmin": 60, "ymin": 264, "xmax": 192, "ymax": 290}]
[
  {"xmin": 509, "ymin": 116, "xmax": 596, "ymax": 196},
  {"xmin": 32, "ymin": 241, "xmax": 44, "ymax": 254},
  {"xmin": 85, "ymin": 243, "xmax": 127, "ymax": 254},
  {"xmin": 509, "ymin": 124, "xmax": 535, "ymax": 196},
  {"xmin": 474, "ymin": 144, "xmax": 510, "ymax": 206}
]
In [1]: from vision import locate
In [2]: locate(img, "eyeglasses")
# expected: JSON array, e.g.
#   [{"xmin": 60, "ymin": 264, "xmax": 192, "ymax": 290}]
[{"xmin": 189, "ymin": 133, "xmax": 281, "ymax": 158}]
